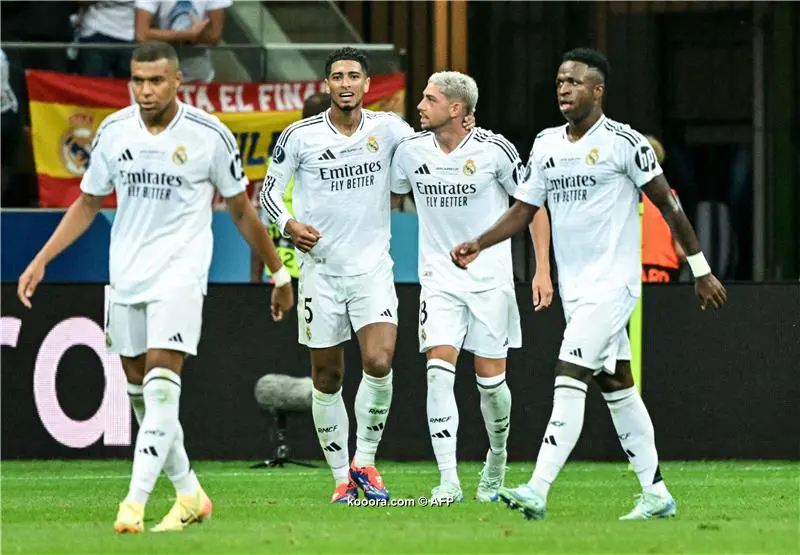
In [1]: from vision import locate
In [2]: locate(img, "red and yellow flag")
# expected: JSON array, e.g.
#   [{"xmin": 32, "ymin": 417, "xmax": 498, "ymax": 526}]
[{"xmin": 26, "ymin": 70, "xmax": 406, "ymax": 208}]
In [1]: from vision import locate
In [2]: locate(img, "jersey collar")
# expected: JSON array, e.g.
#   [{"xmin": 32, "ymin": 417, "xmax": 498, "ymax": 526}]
[
  {"xmin": 431, "ymin": 128, "xmax": 475, "ymax": 154},
  {"xmin": 562, "ymin": 114, "xmax": 606, "ymax": 142},
  {"xmin": 136, "ymin": 100, "xmax": 185, "ymax": 134},
  {"xmin": 323, "ymin": 108, "xmax": 365, "ymax": 136}
]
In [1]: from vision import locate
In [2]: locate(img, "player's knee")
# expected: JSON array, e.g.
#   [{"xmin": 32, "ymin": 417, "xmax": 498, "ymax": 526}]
[
  {"xmin": 594, "ymin": 363, "xmax": 634, "ymax": 392},
  {"xmin": 312, "ymin": 365, "xmax": 344, "ymax": 393},
  {"xmin": 362, "ymin": 354, "xmax": 392, "ymax": 378}
]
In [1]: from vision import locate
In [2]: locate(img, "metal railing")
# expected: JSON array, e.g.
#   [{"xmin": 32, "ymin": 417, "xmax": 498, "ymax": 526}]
[{"xmin": 0, "ymin": 42, "xmax": 401, "ymax": 82}]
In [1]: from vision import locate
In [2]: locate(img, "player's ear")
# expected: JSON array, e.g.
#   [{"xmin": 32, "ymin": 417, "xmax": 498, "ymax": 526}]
[
  {"xmin": 593, "ymin": 83, "xmax": 605, "ymax": 103},
  {"xmin": 175, "ymin": 69, "xmax": 183, "ymax": 88},
  {"xmin": 363, "ymin": 75, "xmax": 370, "ymax": 94}
]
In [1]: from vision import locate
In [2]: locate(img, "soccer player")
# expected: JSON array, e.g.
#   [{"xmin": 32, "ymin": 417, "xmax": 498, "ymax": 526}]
[
  {"xmin": 260, "ymin": 47, "xmax": 474, "ymax": 503},
  {"xmin": 251, "ymin": 92, "xmax": 331, "ymax": 283},
  {"xmin": 391, "ymin": 71, "xmax": 552, "ymax": 503},
  {"xmin": 16, "ymin": 41, "xmax": 295, "ymax": 532},
  {"xmin": 451, "ymin": 48, "xmax": 727, "ymax": 520}
]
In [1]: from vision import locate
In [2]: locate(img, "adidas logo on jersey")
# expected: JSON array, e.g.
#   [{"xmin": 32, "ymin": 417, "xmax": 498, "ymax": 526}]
[
  {"xmin": 414, "ymin": 164, "xmax": 432, "ymax": 175},
  {"xmin": 168, "ymin": 333, "xmax": 184, "ymax": 344},
  {"xmin": 380, "ymin": 308, "xmax": 393, "ymax": 318},
  {"xmin": 543, "ymin": 157, "xmax": 555, "ymax": 169},
  {"xmin": 318, "ymin": 149, "xmax": 336, "ymax": 161},
  {"xmin": 568, "ymin": 347, "xmax": 583, "ymax": 358},
  {"xmin": 118, "ymin": 149, "xmax": 134, "ymax": 162}
]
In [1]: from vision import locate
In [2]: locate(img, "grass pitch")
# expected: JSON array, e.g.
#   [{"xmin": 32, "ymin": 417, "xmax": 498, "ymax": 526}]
[{"xmin": 2, "ymin": 460, "xmax": 798, "ymax": 554}]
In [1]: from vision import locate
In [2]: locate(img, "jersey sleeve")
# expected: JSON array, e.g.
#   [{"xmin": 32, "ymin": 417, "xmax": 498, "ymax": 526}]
[
  {"xmin": 617, "ymin": 127, "xmax": 664, "ymax": 188},
  {"xmin": 210, "ymin": 121, "xmax": 248, "ymax": 198},
  {"xmin": 79, "ymin": 128, "xmax": 114, "ymax": 197},
  {"xmin": 260, "ymin": 127, "xmax": 301, "ymax": 234},
  {"xmin": 513, "ymin": 140, "xmax": 548, "ymax": 207},
  {"xmin": 493, "ymin": 136, "xmax": 525, "ymax": 195},
  {"xmin": 390, "ymin": 143, "xmax": 412, "ymax": 195}
]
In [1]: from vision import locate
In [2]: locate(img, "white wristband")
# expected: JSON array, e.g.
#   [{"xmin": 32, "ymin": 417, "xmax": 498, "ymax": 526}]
[
  {"xmin": 686, "ymin": 252, "xmax": 712, "ymax": 278},
  {"xmin": 272, "ymin": 265, "xmax": 291, "ymax": 287}
]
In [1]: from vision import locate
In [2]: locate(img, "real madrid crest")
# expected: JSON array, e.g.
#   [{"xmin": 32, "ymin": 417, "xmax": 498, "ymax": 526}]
[
  {"xmin": 105, "ymin": 332, "xmax": 112, "ymax": 348},
  {"xmin": 305, "ymin": 325, "xmax": 312, "ymax": 341},
  {"xmin": 585, "ymin": 147, "xmax": 600, "ymax": 165},
  {"xmin": 60, "ymin": 112, "xmax": 96, "ymax": 176},
  {"xmin": 172, "ymin": 145, "xmax": 188, "ymax": 165},
  {"xmin": 420, "ymin": 328, "xmax": 427, "ymax": 342},
  {"xmin": 463, "ymin": 159, "xmax": 477, "ymax": 176},
  {"xmin": 366, "ymin": 136, "xmax": 379, "ymax": 153}
]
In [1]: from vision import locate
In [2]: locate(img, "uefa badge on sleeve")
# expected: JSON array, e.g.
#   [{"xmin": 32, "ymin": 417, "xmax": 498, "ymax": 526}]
[{"xmin": 366, "ymin": 136, "xmax": 379, "ymax": 153}]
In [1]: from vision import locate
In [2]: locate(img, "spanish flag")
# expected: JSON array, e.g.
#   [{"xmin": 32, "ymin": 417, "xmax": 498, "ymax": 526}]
[{"xmin": 26, "ymin": 70, "xmax": 406, "ymax": 208}]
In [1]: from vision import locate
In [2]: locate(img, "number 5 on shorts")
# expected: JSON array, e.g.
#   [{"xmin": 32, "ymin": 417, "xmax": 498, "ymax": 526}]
[{"xmin": 304, "ymin": 297, "xmax": 313, "ymax": 323}]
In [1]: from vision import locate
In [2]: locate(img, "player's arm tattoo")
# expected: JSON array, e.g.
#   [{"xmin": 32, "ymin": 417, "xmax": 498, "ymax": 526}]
[
  {"xmin": 641, "ymin": 175, "xmax": 702, "ymax": 256},
  {"xmin": 477, "ymin": 200, "xmax": 539, "ymax": 250}
]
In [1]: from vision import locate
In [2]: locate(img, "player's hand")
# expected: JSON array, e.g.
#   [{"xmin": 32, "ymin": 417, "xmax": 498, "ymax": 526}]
[
  {"xmin": 532, "ymin": 270, "xmax": 553, "ymax": 312},
  {"xmin": 286, "ymin": 220, "xmax": 321, "ymax": 253},
  {"xmin": 694, "ymin": 273, "xmax": 727, "ymax": 311},
  {"xmin": 17, "ymin": 258, "xmax": 46, "ymax": 309},
  {"xmin": 450, "ymin": 240, "xmax": 481, "ymax": 269},
  {"xmin": 270, "ymin": 281, "xmax": 295, "ymax": 322},
  {"xmin": 463, "ymin": 112, "xmax": 476, "ymax": 131}
]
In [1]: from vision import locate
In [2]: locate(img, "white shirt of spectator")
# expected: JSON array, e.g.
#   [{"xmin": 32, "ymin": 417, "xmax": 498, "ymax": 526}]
[
  {"xmin": 80, "ymin": 101, "xmax": 247, "ymax": 303},
  {"xmin": 135, "ymin": 0, "xmax": 232, "ymax": 82},
  {"xmin": 392, "ymin": 127, "xmax": 522, "ymax": 292},
  {"xmin": 514, "ymin": 115, "xmax": 663, "ymax": 301},
  {"xmin": 0, "ymin": 49, "xmax": 18, "ymax": 114},
  {"xmin": 261, "ymin": 109, "xmax": 414, "ymax": 277},
  {"xmin": 80, "ymin": 1, "xmax": 137, "ymax": 42}
]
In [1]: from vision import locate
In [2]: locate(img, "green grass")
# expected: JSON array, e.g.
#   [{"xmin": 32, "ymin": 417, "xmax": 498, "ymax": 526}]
[{"xmin": 2, "ymin": 460, "xmax": 798, "ymax": 554}]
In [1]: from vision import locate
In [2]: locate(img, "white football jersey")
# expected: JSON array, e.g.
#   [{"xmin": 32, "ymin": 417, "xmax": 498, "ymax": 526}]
[
  {"xmin": 392, "ymin": 128, "xmax": 523, "ymax": 292},
  {"xmin": 261, "ymin": 108, "xmax": 413, "ymax": 276},
  {"xmin": 80, "ymin": 102, "xmax": 247, "ymax": 303},
  {"xmin": 514, "ymin": 115, "xmax": 663, "ymax": 301}
]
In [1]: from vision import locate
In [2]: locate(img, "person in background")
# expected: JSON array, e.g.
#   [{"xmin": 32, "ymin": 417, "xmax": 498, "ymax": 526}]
[
  {"xmin": 641, "ymin": 135, "xmax": 686, "ymax": 283},
  {"xmin": 251, "ymin": 92, "xmax": 332, "ymax": 284},
  {"xmin": 77, "ymin": 1, "xmax": 137, "ymax": 78},
  {"xmin": 134, "ymin": 0, "xmax": 230, "ymax": 83}
]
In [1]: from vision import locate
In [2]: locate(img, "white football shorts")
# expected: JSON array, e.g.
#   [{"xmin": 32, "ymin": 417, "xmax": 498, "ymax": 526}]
[
  {"xmin": 297, "ymin": 257, "xmax": 398, "ymax": 348},
  {"xmin": 104, "ymin": 285, "xmax": 204, "ymax": 357},
  {"xmin": 559, "ymin": 288, "xmax": 639, "ymax": 374},
  {"xmin": 418, "ymin": 283, "xmax": 522, "ymax": 359}
]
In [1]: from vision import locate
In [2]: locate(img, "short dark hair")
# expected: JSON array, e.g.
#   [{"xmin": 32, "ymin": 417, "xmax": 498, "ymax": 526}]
[
  {"xmin": 562, "ymin": 48, "xmax": 610, "ymax": 83},
  {"xmin": 303, "ymin": 92, "xmax": 331, "ymax": 118},
  {"xmin": 132, "ymin": 41, "xmax": 179, "ymax": 64},
  {"xmin": 324, "ymin": 47, "xmax": 369, "ymax": 77}
]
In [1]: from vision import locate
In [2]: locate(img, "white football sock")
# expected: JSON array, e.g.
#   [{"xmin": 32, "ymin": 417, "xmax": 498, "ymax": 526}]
[
  {"xmin": 476, "ymin": 372, "xmax": 511, "ymax": 466},
  {"xmin": 312, "ymin": 387, "xmax": 350, "ymax": 485},
  {"xmin": 125, "ymin": 368, "xmax": 182, "ymax": 505},
  {"xmin": 603, "ymin": 386, "xmax": 669, "ymax": 497},
  {"xmin": 529, "ymin": 376, "xmax": 588, "ymax": 499},
  {"xmin": 126, "ymin": 383, "xmax": 145, "ymax": 425},
  {"xmin": 427, "ymin": 359, "xmax": 459, "ymax": 486},
  {"xmin": 128, "ymin": 382, "xmax": 200, "ymax": 497},
  {"xmin": 353, "ymin": 370, "xmax": 393, "ymax": 468}
]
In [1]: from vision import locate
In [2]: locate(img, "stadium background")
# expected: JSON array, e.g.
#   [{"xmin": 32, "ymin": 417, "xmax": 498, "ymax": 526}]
[{"xmin": 1, "ymin": 0, "xmax": 798, "ymax": 521}]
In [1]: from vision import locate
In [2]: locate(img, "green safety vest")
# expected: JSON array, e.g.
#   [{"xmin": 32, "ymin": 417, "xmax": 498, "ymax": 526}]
[{"xmin": 263, "ymin": 156, "xmax": 299, "ymax": 280}]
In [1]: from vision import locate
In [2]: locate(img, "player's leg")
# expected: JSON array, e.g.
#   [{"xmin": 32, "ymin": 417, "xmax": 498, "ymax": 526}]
[
  {"xmin": 347, "ymin": 261, "xmax": 398, "ymax": 500},
  {"xmin": 128, "ymin": 287, "xmax": 209, "ymax": 532},
  {"xmin": 595, "ymin": 331, "xmax": 676, "ymax": 520},
  {"xmin": 298, "ymin": 266, "xmax": 355, "ymax": 502},
  {"xmin": 464, "ymin": 286, "xmax": 518, "ymax": 502},
  {"xmin": 500, "ymin": 295, "xmax": 616, "ymax": 520},
  {"xmin": 417, "ymin": 288, "xmax": 467, "ymax": 501},
  {"xmin": 120, "ymin": 354, "xmax": 195, "ymax": 499},
  {"xmin": 107, "ymin": 301, "xmax": 149, "ymax": 533},
  {"xmin": 309, "ymin": 345, "xmax": 355, "ymax": 503}
]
